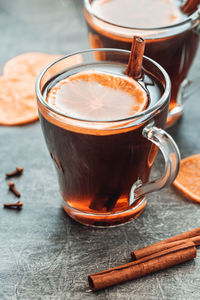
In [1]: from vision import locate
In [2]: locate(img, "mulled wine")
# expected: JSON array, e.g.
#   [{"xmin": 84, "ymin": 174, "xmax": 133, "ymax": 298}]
[
  {"xmin": 36, "ymin": 49, "xmax": 180, "ymax": 226},
  {"xmin": 84, "ymin": 0, "xmax": 200, "ymax": 126}
]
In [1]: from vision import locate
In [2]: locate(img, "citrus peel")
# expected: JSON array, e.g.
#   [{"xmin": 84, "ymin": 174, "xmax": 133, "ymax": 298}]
[
  {"xmin": 2, "ymin": 52, "xmax": 62, "ymax": 77},
  {"xmin": 0, "ymin": 52, "xmax": 62, "ymax": 126},
  {"xmin": 173, "ymin": 153, "xmax": 200, "ymax": 203},
  {"xmin": 0, "ymin": 76, "xmax": 38, "ymax": 126}
]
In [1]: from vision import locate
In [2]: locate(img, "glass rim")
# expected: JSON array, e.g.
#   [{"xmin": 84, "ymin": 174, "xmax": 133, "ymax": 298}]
[
  {"xmin": 36, "ymin": 48, "xmax": 171, "ymax": 124},
  {"xmin": 84, "ymin": 0, "xmax": 200, "ymax": 31}
]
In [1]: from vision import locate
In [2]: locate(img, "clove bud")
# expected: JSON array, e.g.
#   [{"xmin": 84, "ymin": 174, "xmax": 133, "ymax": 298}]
[
  {"xmin": 8, "ymin": 181, "xmax": 21, "ymax": 198},
  {"xmin": 6, "ymin": 167, "xmax": 23, "ymax": 178},
  {"xmin": 4, "ymin": 201, "xmax": 23, "ymax": 209}
]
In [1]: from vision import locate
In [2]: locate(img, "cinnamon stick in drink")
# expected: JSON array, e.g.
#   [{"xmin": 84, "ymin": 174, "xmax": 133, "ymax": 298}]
[
  {"xmin": 181, "ymin": 0, "xmax": 200, "ymax": 15},
  {"xmin": 131, "ymin": 227, "xmax": 200, "ymax": 260},
  {"xmin": 88, "ymin": 242, "xmax": 196, "ymax": 291},
  {"xmin": 125, "ymin": 36, "xmax": 145, "ymax": 80},
  {"xmin": 89, "ymin": 38, "xmax": 146, "ymax": 213},
  {"xmin": 89, "ymin": 187, "xmax": 121, "ymax": 211}
]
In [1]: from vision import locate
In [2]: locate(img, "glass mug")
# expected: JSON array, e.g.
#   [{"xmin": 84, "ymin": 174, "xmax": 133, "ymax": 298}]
[
  {"xmin": 36, "ymin": 49, "xmax": 180, "ymax": 227},
  {"xmin": 84, "ymin": 0, "xmax": 200, "ymax": 127}
]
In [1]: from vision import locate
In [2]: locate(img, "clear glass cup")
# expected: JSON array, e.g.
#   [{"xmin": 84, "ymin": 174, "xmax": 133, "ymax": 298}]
[
  {"xmin": 84, "ymin": 0, "xmax": 200, "ymax": 127},
  {"xmin": 36, "ymin": 49, "xmax": 180, "ymax": 227}
]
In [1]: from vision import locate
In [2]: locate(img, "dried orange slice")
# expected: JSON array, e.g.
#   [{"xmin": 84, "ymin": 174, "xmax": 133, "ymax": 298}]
[
  {"xmin": 0, "ymin": 52, "xmax": 83, "ymax": 126},
  {"xmin": 2, "ymin": 52, "xmax": 62, "ymax": 77},
  {"xmin": 0, "ymin": 76, "xmax": 38, "ymax": 126},
  {"xmin": 173, "ymin": 154, "xmax": 200, "ymax": 203},
  {"xmin": 46, "ymin": 70, "xmax": 148, "ymax": 121}
]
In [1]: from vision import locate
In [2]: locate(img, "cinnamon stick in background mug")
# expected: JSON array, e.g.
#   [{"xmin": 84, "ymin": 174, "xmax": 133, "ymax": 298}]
[{"xmin": 181, "ymin": 0, "xmax": 200, "ymax": 15}]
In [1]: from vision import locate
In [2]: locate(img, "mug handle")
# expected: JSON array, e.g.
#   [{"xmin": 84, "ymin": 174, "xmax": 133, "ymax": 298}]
[{"xmin": 132, "ymin": 124, "xmax": 180, "ymax": 201}]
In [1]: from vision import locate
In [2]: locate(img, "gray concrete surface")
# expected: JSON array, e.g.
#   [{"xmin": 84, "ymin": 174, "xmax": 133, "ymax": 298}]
[{"xmin": 0, "ymin": 1, "xmax": 200, "ymax": 299}]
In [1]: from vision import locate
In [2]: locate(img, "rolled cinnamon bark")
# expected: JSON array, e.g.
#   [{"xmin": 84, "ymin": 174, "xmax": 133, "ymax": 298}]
[
  {"xmin": 88, "ymin": 242, "xmax": 196, "ymax": 291},
  {"xmin": 131, "ymin": 228, "xmax": 200, "ymax": 260},
  {"xmin": 125, "ymin": 36, "xmax": 145, "ymax": 80},
  {"xmin": 131, "ymin": 235, "xmax": 200, "ymax": 260},
  {"xmin": 181, "ymin": 0, "xmax": 200, "ymax": 15}
]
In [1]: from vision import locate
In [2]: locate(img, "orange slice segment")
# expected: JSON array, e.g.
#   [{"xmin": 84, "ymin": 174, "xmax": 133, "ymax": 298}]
[
  {"xmin": 2, "ymin": 52, "xmax": 62, "ymax": 77},
  {"xmin": 0, "ymin": 76, "xmax": 38, "ymax": 126},
  {"xmin": 173, "ymin": 154, "xmax": 200, "ymax": 203},
  {"xmin": 47, "ymin": 70, "xmax": 148, "ymax": 121}
]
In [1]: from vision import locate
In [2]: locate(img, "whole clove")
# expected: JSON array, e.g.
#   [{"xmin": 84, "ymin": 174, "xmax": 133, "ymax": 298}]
[
  {"xmin": 5, "ymin": 167, "xmax": 23, "ymax": 178},
  {"xmin": 8, "ymin": 181, "xmax": 21, "ymax": 198},
  {"xmin": 4, "ymin": 201, "xmax": 23, "ymax": 209}
]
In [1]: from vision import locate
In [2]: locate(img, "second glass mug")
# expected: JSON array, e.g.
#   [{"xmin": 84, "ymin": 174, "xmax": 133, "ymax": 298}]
[
  {"xmin": 36, "ymin": 49, "xmax": 180, "ymax": 227},
  {"xmin": 84, "ymin": 0, "xmax": 200, "ymax": 127}
]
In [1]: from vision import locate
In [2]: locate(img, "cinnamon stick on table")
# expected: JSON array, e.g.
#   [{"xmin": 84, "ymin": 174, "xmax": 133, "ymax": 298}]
[
  {"xmin": 88, "ymin": 242, "xmax": 196, "ymax": 291},
  {"xmin": 181, "ymin": 0, "xmax": 200, "ymax": 15},
  {"xmin": 131, "ymin": 227, "xmax": 200, "ymax": 260},
  {"xmin": 131, "ymin": 235, "xmax": 200, "ymax": 260}
]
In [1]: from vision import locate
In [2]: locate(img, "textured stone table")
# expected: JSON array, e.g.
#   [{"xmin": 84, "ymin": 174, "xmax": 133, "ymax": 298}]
[{"xmin": 0, "ymin": 1, "xmax": 200, "ymax": 299}]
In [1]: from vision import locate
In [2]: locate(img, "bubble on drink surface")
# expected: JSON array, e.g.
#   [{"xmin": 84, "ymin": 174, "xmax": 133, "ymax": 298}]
[{"xmin": 46, "ymin": 70, "xmax": 149, "ymax": 121}]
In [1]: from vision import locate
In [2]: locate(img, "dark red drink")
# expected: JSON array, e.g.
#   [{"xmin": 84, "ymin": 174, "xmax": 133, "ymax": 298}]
[
  {"xmin": 84, "ymin": 0, "xmax": 200, "ymax": 126},
  {"xmin": 38, "ymin": 53, "xmax": 170, "ymax": 226}
]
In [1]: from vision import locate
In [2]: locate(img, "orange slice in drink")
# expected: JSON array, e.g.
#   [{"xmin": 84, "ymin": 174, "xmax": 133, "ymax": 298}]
[
  {"xmin": 2, "ymin": 52, "xmax": 62, "ymax": 77},
  {"xmin": 173, "ymin": 154, "xmax": 200, "ymax": 203},
  {"xmin": 0, "ymin": 76, "xmax": 38, "ymax": 126},
  {"xmin": 46, "ymin": 70, "xmax": 148, "ymax": 121}
]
